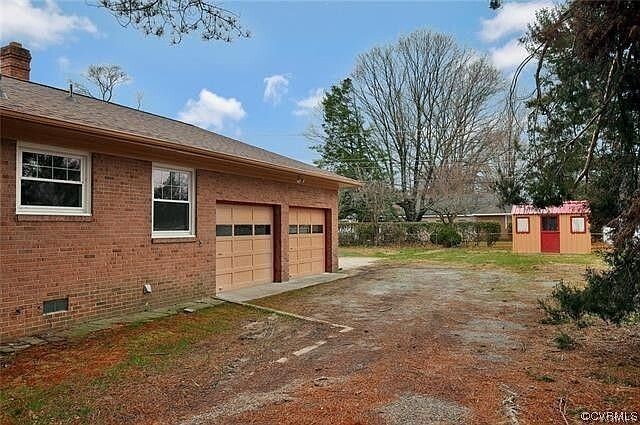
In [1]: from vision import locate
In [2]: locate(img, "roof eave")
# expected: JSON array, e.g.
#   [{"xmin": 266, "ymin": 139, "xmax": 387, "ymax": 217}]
[{"xmin": 1, "ymin": 108, "xmax": 360, "ymax": 187}]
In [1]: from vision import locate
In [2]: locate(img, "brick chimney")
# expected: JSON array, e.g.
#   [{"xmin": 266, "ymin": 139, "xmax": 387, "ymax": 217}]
[{"xmin": 1, "ymin": 42, "xmax": 31, "ymax": 80}]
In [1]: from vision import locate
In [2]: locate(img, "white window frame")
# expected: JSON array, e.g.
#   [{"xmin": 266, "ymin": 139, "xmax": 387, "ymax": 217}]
[
  {"xmin": 571, "ymin": 216, "xmax": 586, "ymax": 233},
  {"xmin": 151, "ymin": 163, "xmax": 195, "ymax": 238},
  {"xmin": 16, "ymin": 142, "xmax": 92, "ymax": 216},
  {"xmin": 515, "ymin": 216, "xmax": 530, "ymax": 234}
]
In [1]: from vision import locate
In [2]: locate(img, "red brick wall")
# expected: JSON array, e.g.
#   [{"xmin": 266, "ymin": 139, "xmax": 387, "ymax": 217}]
[{"xmin": 0, "ymin": 139, "xmax": 338, "ymax": 341}]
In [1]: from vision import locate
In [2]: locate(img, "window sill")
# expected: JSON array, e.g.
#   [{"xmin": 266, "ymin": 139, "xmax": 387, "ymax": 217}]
[
  {"xmin": 17, "ymin": 214, "xmax": 93, "ymax": 222},
  {"xmin": 43, "ymin": 310, "xmax": 70, "ymax": 316},
  {"xmin": 152, "ymin": 236, "xmax": 198, "ymax": 244}
]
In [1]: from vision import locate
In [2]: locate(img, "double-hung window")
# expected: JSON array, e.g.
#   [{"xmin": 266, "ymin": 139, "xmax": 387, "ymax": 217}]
[
  {"xmin": 571, "ymin": 216, "xmax": 586, "ymax": 233},
  {"xmin": 16, "ymin": 143, "xmax": 91, "ymax": 215},
  {"xmin": 152, "ymin": 165, "xmax": 194, "ymax": 237},
  {"xmin": 515, "ymin": 217, "xmax": 530, "ymax": 234}
]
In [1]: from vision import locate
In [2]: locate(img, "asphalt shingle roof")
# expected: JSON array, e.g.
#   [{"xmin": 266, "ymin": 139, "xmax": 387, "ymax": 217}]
[
  {"xmin": 511, "ymin": 201, "xmax": 590, "ymax": 215},
  {"xmin": 0, "ymin": 76, "xmax": 356, "ymax": 185}
]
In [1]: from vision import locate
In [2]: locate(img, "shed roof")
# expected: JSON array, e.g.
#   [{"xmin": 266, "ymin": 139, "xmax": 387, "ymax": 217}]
[
  {"xmin": 511, "ymin": 201, "xmax": 590, "ymax": 215},
  {"xmin": 0, "ymin": 76, "xmax": 359, "ymax": 187}
]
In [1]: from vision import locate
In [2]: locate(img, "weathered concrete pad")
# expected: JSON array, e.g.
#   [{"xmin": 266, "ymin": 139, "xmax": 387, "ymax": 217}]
[
  {"xmin": 216, "ymin": 272, "xmax": 348, "ymax": 303},
  {"xmin": 339, "ymin": 256, "xmax": 380, "ymax": 271}
]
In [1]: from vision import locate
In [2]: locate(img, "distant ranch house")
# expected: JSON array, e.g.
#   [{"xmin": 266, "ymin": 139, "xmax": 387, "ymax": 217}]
[
  {"xmin": 0, "ymin": 42, "xmax": 358, "ymax": 341},
  {"xmin": 421, "ymin": 199, "xmax": 512, "ymax": 240},
  {"xmin": 512, "ymin": 201, "xmax": 591, "ymax": 254}
]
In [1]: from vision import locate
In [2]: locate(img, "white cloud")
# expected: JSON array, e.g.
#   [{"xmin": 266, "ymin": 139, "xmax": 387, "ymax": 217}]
[
  {"xmin": 490, "ymin": 38, "xmax": 530, "ymax": 70},
  {"xmin": 0, "ymin": 0, "xmax": 97, "ymax": 47},
  {"xmin": 178, "ymin": 89, "xmax": 246, "ymax": 131},
  {"xmin": 263, "ymin": 74, "xmax": 290, "ymax": 105},
  {"xmin": 57, "ymin": 56, "xmax": 70, "ymax": 72},
  {"xmin": 480, "ymin": 0, "xmax": 552, "ymax": 42},
  {"xmin": 293, "ymin": 88, "xmax": 324, "ymax": 116}
]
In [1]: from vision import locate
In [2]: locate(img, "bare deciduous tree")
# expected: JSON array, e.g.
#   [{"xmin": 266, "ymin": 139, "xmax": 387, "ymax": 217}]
[
  {"xmin": 425, "ymin": 164, "xmax": 486, "ymax": 224},
  {"xmin": 490, "ymin": 102, "xmax": 528, "ymax": 208},
  {"xmin": 93, "ymin": 0, "xmax": 249, "ymax": 44},
  {"xmin": 351, "ymin": 181, "xmax": 398, "ymax": 244},
  {"xmin": 73, "ymin": 64, "xmax": 130, "ymax": 102},
  {"xmin": 351, "ymin": 30, "xmax": 503, "ymax": 221},
  {"xmin": 352, "ymin": 181, "xmax": 398, "ymax": 225}
]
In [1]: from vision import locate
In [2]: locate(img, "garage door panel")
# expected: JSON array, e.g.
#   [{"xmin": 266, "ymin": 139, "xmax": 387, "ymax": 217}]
[
  {"xmin": 299, "ymin": 262, "xmax": 312, "ymax": 274},
  {"xmin": 253, "ymin": 208, "xmax": 271, "ymax": 222},
  {"xmin": 216, "ymin": 203, "xmax": 274, "ymax": 292},
  {"xmin": 312, "ymin": 261, "xmax": 324, "ymax": 274},
  {"xmin": 233, "ymin": 254, "xmax": 253, "ymax": 268},
  {"xmin": 311, "ymin": 236, "xmax": 324, "ymax": 248},
  {"xmin": 234, "ymin": 270, "xmax": 253, "ymax": 284},
  {"xmin": 253, "ymin": 238, "xmax": 271, "ymax": 250},
  {"xmin": 299, "ymin": 249, "xmax": 312, "ymax": 260},
  {"xmin": 216, "ymin": 257, "xmax": 233, "ymax": 271},
  {"xmin": 253, "ymin": 268, "xmax": 271, "ymax": 282},
  {"xmin": 289, "ymin": 207, "xmax": 325, "ymax": 278},
  {"xmin": 298, "ymin": 238, "xmax": 312, "ymax": 248},
  {"xmin": 311, "ymin": 210, "xmax": 324, "ymax": 222},
  {"xmin": 254, "ymin": 252, "xmax": 271, "ymax": 266},
  {"xmin": 217, "ymin": 204, "xmax": 232, "ymax": 222},
  {"xmin": 234, "ymin": 239, "xmax": 253, "ymax": 252},
  {"xmin": 217, "ymin": 273, "xmax": 232, "ymax": 286},
  {"xmin": 216, "ymin": 239, "xmax": 232, "ymax": 253},
  {"xmin": 233, "ymin": 206, "xmax": 252, "ymax": 222}
]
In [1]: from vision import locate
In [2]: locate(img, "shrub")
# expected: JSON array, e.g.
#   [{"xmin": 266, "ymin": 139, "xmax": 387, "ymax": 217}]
[
  {"xmin": 337, "ymin": 220, "xmax": 502, "ymax": 247},
  {"xmin": 539, "ymin": 281, "xmax": 586, "ymax": 322},
  {"xmin": 554, "ymin": 331, "xmax": 576, "ymax": 350},
  {"xmin": 378, "ymin": 223, "xmax": 407, "ymax": 245},
  {"xmin": 479, "ymin": 222, "xmax": 502, "ymax": 246},
  {"xmin": 404, "ymin": 222, "xmax": 431, "ymax": 244},
  {"xmin": 540, "ymin": 236, "xmax": 640, "ymax": 324},
  {"xmin": 429, "ymin": 226, "xmax": 462, "ymax": 247}
]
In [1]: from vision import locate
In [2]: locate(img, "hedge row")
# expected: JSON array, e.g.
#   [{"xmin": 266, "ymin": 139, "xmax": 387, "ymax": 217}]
[{"xmin": 338, "ymin": 221, "xmax": 503, "ymax": 247}]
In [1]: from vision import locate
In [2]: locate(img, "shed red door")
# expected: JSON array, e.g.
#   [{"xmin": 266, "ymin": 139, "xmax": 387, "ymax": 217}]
[{"xmin": 541, "ymin": 215, "xmax": 560, "ymax": 253}]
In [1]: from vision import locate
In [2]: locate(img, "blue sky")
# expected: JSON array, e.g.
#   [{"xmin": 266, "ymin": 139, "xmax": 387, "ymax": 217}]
[{"xmin": 1, "ymin": 0, "xmax": 552, "ymax": 163}]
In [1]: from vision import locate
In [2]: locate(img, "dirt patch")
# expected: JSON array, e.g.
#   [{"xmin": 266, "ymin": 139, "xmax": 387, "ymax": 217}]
[
  {"xmin": 380, "ymin": 393, "xmax": 470, "ymax": 425},
  {"xmin": 456, "ymin": 318, "xmax": 526, "ymax": 350},
  {"xmin": 179, "ymin": 380, "xmax": 302, "ymax": 425}
]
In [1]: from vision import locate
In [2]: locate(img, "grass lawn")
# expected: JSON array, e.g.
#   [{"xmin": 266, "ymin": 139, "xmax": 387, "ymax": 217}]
[
  {"xmin": 0, "ymin": 303, "xmax": 263, "ymax": 425},
  {"xmin": 339, "ymin": 246, "xmax": 604, "ymax": 274}
]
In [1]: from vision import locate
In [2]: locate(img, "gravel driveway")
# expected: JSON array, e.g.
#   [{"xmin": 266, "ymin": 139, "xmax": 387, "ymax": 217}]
[{"xmin": 3, "ymin": 261, "xmax": 638, "ymax": 424}]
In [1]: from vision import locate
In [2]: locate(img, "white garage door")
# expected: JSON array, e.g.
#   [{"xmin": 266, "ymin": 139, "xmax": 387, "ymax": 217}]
[
  {"xmin": 289, "ymin": 207, "xmax": 325, "ymax": 278},
  {"xmin": 216, "ymin": 203, "xmax": 273, "ymax": 292}
]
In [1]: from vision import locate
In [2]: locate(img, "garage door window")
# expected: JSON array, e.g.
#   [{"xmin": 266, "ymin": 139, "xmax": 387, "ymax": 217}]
[
  {"xmin": 289, "ymin": 225, "xmax": 298, "ymax": 234},
  {"xmin": 216, "ymin": 225, "xmax": 232, "ymax": 236},
  {"xmin": 152, "ymin": 165, "xmax": 194, "ymax": 237},
  {"xmin": 299, "ymin": 224, "xmax": 311, "ymax": 234},
  {"xmin": 312, "ymin": 225, "xmax": 323, "ymax": 233},
  {"xmin": 254, "ymin": 224, "xmax": 271, "ymax": 235},
  {"xmin": 234, "ymin": 224, "xmax": 253, "ymax": 236}
]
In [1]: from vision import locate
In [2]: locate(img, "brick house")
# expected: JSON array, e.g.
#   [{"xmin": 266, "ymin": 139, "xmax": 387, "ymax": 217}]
[{"xmin": 0, "ymin": 42, "xmax": 358, "ymax": 341}]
